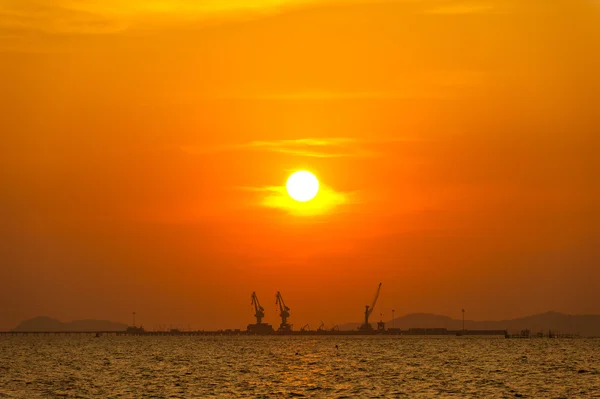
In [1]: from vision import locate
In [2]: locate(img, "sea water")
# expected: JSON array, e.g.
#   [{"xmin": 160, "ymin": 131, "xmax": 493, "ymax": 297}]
[{"xmin": 1, "ymin": 336, "xmax": 599, "ymax": 398}]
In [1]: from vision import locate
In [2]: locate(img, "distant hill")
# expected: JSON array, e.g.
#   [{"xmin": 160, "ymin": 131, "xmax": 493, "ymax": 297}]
[
  {"xmin": 339, "ymin": 312, "xmax": 600, "ymax": 336},
  {"xmin": 13, "ymin": 316, "xmax": 128, "ymax": 332}
]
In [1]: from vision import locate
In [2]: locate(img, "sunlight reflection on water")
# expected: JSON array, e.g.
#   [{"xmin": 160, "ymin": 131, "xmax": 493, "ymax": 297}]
[{"xmin": 1, "ymin": 336, "xmax": 599, "ymax": 398}]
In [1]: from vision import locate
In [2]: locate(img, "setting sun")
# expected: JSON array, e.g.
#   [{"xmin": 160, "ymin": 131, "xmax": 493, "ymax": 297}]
[
  {"xmin": 1, "ymin": 1, "xmax": 598, "ymax": 396},
  {"xmin": 286, "ymin": 171, "xmax": 320, "ymax": 202}
]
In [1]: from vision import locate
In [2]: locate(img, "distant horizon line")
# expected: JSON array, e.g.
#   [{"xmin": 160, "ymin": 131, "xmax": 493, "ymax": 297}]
[{"xmin": 6, "ymin": 310, "xmax": 600, "ymax": 332}]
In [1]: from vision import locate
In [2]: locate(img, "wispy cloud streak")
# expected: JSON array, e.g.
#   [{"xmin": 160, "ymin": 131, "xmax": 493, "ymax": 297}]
[
  {"xmin": 181, "ymin": 137, "xmax": 381, "ymax": 158},
  {"xmin": 0, "ymin": 0, "xmax": 320, "ymax": 35},
  {"xmin": 423, "ymin": 3, "xmax": 499, "ymax": 14},
  {"xmin": 0, "ymin": 0, "xmax": 508, "ymax": 38},
  {"xmin": 240, "ymin": 184, "xmax": 356, "ymax": 216}
]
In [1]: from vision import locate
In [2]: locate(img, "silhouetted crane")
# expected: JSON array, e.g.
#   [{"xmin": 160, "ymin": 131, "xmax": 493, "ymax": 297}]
[
  {"xmin": 247, "ymin": 292, "xmax": 274, "ymax": 334},
  {"xmin": 317, "ymin": 321, "xmax": 326, "ymax": 332},
  {"xmin": 275, "ymin": 291, "xmax": 292, "ymax": 332},
  {"xmin": 251, "ymin": 292, "xmax": 265, "ymax": 324},
  {"xmin": 359, "ymin": 282, "xmax": 382, "ymax": 331},
  {"xmin": 300, "ymin": 324, "xmax": 310, "ymax": 332}
]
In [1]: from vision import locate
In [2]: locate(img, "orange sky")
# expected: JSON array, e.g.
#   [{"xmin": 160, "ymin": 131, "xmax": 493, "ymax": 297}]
[{"xmin": 1, "ymin": 0, "xmax": 599, "ymax": 331}]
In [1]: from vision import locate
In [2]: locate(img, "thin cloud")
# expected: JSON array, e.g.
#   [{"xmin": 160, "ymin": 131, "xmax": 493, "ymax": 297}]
[
  {"xmin": 226, "ymin": 90, "xmax": 440, "ymax": 100},
  {"xmin": 0, "ymin": 0, "xmax": 319, "ymax": 36},
  {"xmin": 250, "ymin": 138, "xmax": 355, "ymax": 147},
  {"xmin": 181, "ymin": 136, "xmax": 425, "ymax": 159},
  {"xmin": 423, "ymin": 3, "xmax": 499, "ymax": 14},
  {"xmin": 216, "ymin": 87, "xmax": 453, "ymax": 101},
  {"xmin": 181, "ymin": 137, "xmax": 378, "ymax": 158},
  {"xmin": 247, "ymin": 138, "xmax": 372, "ymax": 158},
  {"xmin": 235, "ymin": 182, "xmax": 357, "ymax": 216},
  {"xmin": 0, "ymin": 1, "xmax": 129, "ymax": 35},
  {"xmin": 261, "ymin": 185, "xmax": 356, "ymax": 216}
]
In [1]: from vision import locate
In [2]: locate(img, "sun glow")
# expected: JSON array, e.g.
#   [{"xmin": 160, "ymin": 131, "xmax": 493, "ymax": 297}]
[
  {"xmin": 286, "ymin": 171, "xmax": 319, "ymax": 202},
  {"xmin": 261, "ymin": 170, "xmax": 348, "ymax": 216}
]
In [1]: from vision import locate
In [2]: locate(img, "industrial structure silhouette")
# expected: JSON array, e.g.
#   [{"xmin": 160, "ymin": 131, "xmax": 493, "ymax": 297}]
[{"xmin": 247, "ymin": 283, "xmax": 386, "ymax": 334}]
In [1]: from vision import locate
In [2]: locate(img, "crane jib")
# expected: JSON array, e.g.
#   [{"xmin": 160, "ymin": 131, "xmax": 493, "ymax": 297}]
[{"xmin": 367, "ymin": 283, "xmax": 382, "ymax": 317}]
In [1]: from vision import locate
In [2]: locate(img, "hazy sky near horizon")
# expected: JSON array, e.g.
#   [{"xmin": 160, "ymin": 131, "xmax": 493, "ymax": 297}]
[{"xmin": 1, "ymin": 0, "xmax": 599, "ymax": 330}]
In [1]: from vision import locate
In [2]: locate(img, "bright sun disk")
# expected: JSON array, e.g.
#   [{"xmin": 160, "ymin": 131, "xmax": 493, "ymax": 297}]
[{"xmin": 286, "ymin": 171, "xmax": 319, "ymax": 202}]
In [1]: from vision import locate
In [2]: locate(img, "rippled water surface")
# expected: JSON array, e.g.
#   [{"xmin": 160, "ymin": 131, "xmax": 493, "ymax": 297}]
[{"xmin": 1, "ymin": 336, "xmax": 599, "ymax": 398}]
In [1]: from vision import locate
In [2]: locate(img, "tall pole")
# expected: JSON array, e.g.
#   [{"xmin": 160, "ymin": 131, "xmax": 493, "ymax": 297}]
[
  {"xmin": 392, "ymin": 309, "xmax": 395, "ymax": 329},
  {"xmin": 133, "ymin": 312, "xmax": 136, "ymax": 327},
  {"xmin": 462, "ymin": 309, "xmax": 465, "ymax": 332}
]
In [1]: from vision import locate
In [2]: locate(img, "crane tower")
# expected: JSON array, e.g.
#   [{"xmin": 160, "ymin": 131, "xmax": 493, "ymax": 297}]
[
  {"xmin": 275, "ymin": 291, "xmax": 292, "ymax": 332},
  {"xmin": 252, "ymin": 292, "xmax": 264, "ymax": 324},
  {"xmin": 359, "ymin": 283, "xmax": 382, "ymax": 332},
  {"xmin": 247, "ymin": 292, "xmax": 274, "ymax": 334}
]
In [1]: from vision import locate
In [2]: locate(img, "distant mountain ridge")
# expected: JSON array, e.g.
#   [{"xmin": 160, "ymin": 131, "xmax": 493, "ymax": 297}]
[
  {"xmin": 13, "ymin": 312, "xmax": 600, "ymax": 336},
  {"xmin": 13, "ymin": 316, "xmax": 128, "ymax": 332},
  {"xmin": 339, "ymin": 312, "xmax": 600, "ymax": 336}
]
